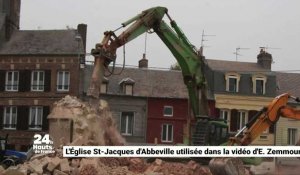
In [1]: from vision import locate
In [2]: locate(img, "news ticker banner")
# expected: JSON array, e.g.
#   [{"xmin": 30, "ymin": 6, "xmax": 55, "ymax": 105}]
[{"xmin": 63, "ymin": 146, "xmax": 300, "ymax": 158}]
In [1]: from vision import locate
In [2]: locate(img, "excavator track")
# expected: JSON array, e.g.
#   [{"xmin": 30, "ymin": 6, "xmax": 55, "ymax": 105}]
[{"xmin": 192, "ymin": 120, "xmax": 209, "ymax": 146}]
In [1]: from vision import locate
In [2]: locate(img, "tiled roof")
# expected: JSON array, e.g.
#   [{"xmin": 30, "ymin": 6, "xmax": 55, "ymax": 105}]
[
  {"xmin": 84, "ymin": 65, "xmax": 188, "ymax": 98},
  {"xmin": 206, "ymin": 59, "xmax": 269, "ymax": 72},
  {"xmin": 0, "ymin": 30, "xmax": 84, "ymax": 55},
  {"xmin": 276, "ymin": 72, "xmax": 300, "ymax": 97}
]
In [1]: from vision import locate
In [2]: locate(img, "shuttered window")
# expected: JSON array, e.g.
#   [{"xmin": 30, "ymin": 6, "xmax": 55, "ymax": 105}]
[
  {"xmin": 31, "ymin": 71, "xmax": 45, "ymax": 91},
  {"xmin": 5, "ymin": 71, "xmax": 19, "ymax": 91},
  {"xmin": 29, "ymin": 106, "xmax": 43, "ymax": 130},
  {"xmin": 57, "ymin": 71, "xmax": 70, "ymax": 91},
  {"xmin": 3, "ymin": 106, "xmax": 17, "ymax": 129}
]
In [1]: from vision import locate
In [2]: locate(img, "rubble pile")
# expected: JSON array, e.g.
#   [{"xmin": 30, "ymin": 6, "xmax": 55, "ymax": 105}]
[
  {"xmin": 50, "ymin": 95, "xmax": 125, "ymax": 146},
  {"xmin": 0, "ymin": 155, "xmax": 212, "ymax": 175},
  {"xmin": 0, "ymin": 96, "xmax": 212, "ymax": 175}
]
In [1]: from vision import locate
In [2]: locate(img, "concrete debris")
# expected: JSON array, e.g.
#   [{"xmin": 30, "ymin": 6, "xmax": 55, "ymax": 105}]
[
  {"xmin": 2, "ymin": 166, "xmax": 27, "ymax": 175},
  {"xmin": 7, "ymin": 96, "xmax": 213, "ymax": 175},
  {"xmin": 53, "ymin": 169, "xmax": 68, "ymax": 175},
  {"xmin": 59, "ymin": 159, "xmax": 70, "ymax": 173},
  {"xmin": 47, "ymin": 157, "xmax": 61, "ymax": 172}
]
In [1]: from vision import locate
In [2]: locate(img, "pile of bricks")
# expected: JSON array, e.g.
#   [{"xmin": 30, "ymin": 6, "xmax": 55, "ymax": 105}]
[
  {"xmin": 0, "ymin": 96, "xmax": 214, "ymax": 175},
  {"xmin": 0, "ymin": 153, "xmax": 213, "ymax": 175},
  {"xmin": 144, "ymin": 159, "xmax": 212, "ymax": 175},
  {"xmin": 0, "ymin": 153, "xmax": 71, "ymax": 175}
]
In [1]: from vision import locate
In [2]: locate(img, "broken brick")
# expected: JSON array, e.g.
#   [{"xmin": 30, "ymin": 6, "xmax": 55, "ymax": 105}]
[
  {"xmin": 69, "ymin": 136, "xmax": 84, "ymax": 146},
  {"xmin": 154, "ymin": 159, "xmax": 163, "ymax": 166},
  {"xmin": 3, "ymin": 166, "xmax": 27, "ymax": 175},
  {"xmin": 46, "ymin": 157, "xmax": 61, "ymax": 172},
  {"xmin": 70, "ymin": 159, "xmax": 80, "ymax": 168},
  {"xmin": 59, "ymin": 158, "xmax": 70, "ymax": 173},
  {"xmin": 28, "ymin": 161, "xmax": 43, "ymax": 175},
  {"xmin": 40, "ymin": 157, "xmax": 50, "ymax": 169},
  {"xmin": 53, "ymin": 169, "xmax": 68, "ymax": 175}
]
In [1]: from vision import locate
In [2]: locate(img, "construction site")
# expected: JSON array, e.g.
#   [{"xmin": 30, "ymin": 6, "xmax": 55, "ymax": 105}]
[{"xmin": 1, "ymin": 1, "xmax": 300, "ymax": 175}]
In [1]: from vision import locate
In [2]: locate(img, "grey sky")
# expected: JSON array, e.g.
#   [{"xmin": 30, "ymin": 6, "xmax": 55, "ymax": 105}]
[{"xmin": 21, "ymin": 0, "xmax": 300, "ymax": 71}]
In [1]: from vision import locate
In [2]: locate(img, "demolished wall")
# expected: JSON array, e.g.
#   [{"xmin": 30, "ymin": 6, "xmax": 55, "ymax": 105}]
[{"xmin": 1, "ymin": 95, "xmax": 213, "ymax": 175}]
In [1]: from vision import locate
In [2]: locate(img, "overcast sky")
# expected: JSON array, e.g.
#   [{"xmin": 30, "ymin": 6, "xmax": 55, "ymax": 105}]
[{"xmin": 20, "ymin": 0, "xmax": 300, "ymax": 71}]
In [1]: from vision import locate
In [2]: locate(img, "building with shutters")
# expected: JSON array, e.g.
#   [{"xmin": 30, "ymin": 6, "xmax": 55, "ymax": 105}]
[
  {"xmin": 0, "ymin": 0, "xmax": 86, "ymax": 151},
  {"xmin": 205, "ymin": 49, "xmax": 277, "ymax": 146}
]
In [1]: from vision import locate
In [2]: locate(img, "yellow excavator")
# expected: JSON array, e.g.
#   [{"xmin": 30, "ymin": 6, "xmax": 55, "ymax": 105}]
[{"xmin": 87, "ymin": 6, "xmax": 300, "ymax": 175}]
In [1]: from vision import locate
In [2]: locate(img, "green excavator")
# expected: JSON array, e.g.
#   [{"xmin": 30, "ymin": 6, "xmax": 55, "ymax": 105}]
[
  {"xmin": 87, "ymin": 6, "xmax": 229, "ymax": 148},
  {"xmin": 86, "ymin": 6, "xmax": 280, "ymax": 175}
]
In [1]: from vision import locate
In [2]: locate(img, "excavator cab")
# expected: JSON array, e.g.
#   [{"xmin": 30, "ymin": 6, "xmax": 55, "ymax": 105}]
[{"xmin": 192, "ymin": 117, "xmax": 229, "ymax": 146}]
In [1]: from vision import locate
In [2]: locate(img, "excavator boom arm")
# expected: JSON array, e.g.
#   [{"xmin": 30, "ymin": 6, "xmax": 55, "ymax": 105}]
[
  {"xmin": 88, "ymin": 6, "xmax": 208, "ymax": 117},
  {"xmin": 230, "ymin": 93, "xmax": 300, "ymax": 146}
]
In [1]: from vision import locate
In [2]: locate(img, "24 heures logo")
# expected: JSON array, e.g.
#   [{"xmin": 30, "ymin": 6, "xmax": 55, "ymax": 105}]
[{"xmin": 33, "ymin": 134, "xmax": 55, "ymax": 154}]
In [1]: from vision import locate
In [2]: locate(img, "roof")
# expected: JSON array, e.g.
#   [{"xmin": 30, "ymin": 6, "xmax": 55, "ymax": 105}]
[
  {"xmin": 84, "ymin": 65, "xmax": 188, "ymax": 99},
  {"xmin": 0, "ymin": 29, "xmax": 84, "ymax": 55},
  {"xmin": 276, "ymin": 72, "xmax": 300, "ymax": 97},
  {"xmin": 206, "ymin": 59, "xmax": 269, "ymax": 72}
]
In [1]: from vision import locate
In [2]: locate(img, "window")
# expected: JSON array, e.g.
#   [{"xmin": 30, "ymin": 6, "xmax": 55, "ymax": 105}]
[
  {"xmin": 252, "ymin": 75, "xmax": 267, "ymax": 95},
  {"xmin": 29, "ymin": 107, "xmax": 43, "ymax": 130},
  {"xmin": 288, "ymin": 128, "xmax": 297, "ymax": 145},
  {"xmin": 161, "ymin": 124, "xmax": 173, "ymax": 142},
  {"xmin": 256, "ymin": 79, "xmax": 264, "ymax": 95},
  {"xmin": 125, "ymin": 84, "xmax": 133, "ymax": 95},
  {"xmin": 5, "ymin": 71, "xmax": 19, "ymax": 91},
  {"xmin": 225, "ymin": 73, "xmax": 240, "ymax": 93},
  {"xmin": 100, "ymin": 78, "xmax": 108, "ymax": 94},
  {"xmin": 220, "ymin": 109, "xmax": 229, "ymax": 122},
  {"xmin": 228, "ymin": 77, "xmax": 237, "ymax": 92},
  {"xmin": 57, "ymin": 71, "xmax": 70, "ymax": 91},
  {"xmin": 120, "ymin": 112, "xmax": 134, "ymax": 135},
  {"xmin": 100, "ymin": 83, "xmax": 108, "ymax": 94},
  {"xmin": 237, "ymin": 111, "xmax": 248, "ymax": 131},
  {"xmin": 119, "ymin": 78, "xmax": 135, "ymax": 95},
  {"xmin": 31, "ymin": 71, "xmax": 45, "ymax": 91},
  {"xmin": 163, "ymin": 106, "xmax": 173, "ymax": 117},
  {"xmin": 3, "ymin": 106, "xmax": 17, "ymax": 129}
]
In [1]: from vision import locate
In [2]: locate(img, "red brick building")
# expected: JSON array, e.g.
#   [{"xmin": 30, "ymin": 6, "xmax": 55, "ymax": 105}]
[
  {"xmin": 146, "ymin": 98, "xmax": 189, "ymax": 144},
  {"xmin": 0, "ymin": 0, "xmax": 86, "ymax": 151}
]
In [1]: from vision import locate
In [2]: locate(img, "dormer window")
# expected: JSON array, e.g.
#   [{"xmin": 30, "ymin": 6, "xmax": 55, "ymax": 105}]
[
  {"xmin": 119, "ymin": 77, "xmax": 135, "ymax": 95},
  {"xmin": 100, "ymin": 77, "xmax": 109, "ymax": 94},
  {"xmin": 252, "ymin": 74, "xmax": 267, "ymax": 95},
  {"xmin": 225, "ymin": 73, "xmax": 240, "ymax": 92}
]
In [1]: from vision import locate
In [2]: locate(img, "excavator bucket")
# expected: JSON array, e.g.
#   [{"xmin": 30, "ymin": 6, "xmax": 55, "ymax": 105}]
[{"xmin": 209, "ymin": 158, "xmax": 246, "ymax": 175}]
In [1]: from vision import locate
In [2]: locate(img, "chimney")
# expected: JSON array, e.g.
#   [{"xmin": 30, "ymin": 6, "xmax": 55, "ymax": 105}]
[
  {"xmin": 139, "ymin": 53, "xmax": 148, "ymax": 68},
  {"xmin": 77, "ymin": 24, "xmax": 87, "ymax": 52},
  {"xmin": 257, "ymin": 49, "xmax": 272, "ymax": 70},
  {"xmin": 3, "ymin": 0, "xmax": 20, "ymax": 40}
]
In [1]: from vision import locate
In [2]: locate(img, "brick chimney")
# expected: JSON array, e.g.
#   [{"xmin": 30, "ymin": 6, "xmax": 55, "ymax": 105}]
[
  {"xmin": 1, "ymin": 0, "xmax": 20, "ymax": 40},
  {"xmin": 77, "ymin": 24, "xmax": 87, "ymax": 52},
  {"xmin": 139, "ymin": 53, "xmax": 148, "ymax": 68},
  {"xmin": 257, "ymin": 49, "xmax": 272, "ymax": 70}
]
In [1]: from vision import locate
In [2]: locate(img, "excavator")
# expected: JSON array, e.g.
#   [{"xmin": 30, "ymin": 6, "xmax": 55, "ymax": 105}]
[
  {"xmin": 86, "ymin": 6, "xmax": 300, "ymax": 175},
  {"xmin": 210, "ymin": 93, "xmax": 300, "ymax": 175}
]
